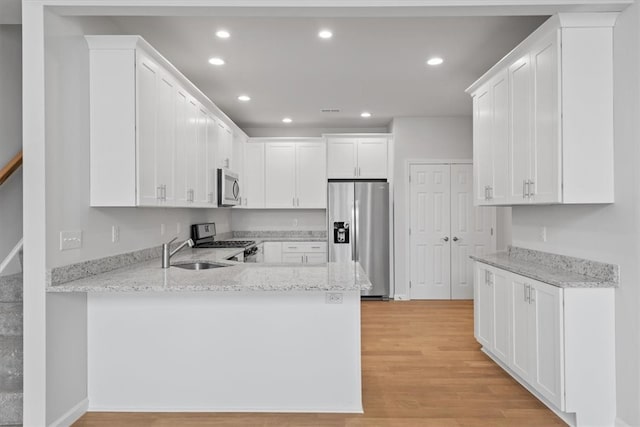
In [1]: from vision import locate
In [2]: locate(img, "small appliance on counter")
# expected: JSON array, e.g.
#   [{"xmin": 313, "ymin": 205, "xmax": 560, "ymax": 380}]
[
  {"xmin": 190, "ymin": 223, "xmax": 257, "ymax": 262},
  {"xmin": 217, "ymin": 168, "xmax": 240, "ymax": 206}
]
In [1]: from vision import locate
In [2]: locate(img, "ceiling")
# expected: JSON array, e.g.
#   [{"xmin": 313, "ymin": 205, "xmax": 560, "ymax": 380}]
[{"xmin": 111, "ymin": 15, "xmax": 548, "ymax": 130}]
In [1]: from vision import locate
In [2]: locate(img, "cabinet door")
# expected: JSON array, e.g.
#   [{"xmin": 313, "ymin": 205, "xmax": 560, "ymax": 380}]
[
  {"xmin": 155, "ymin": 73, "xmax": 175, "ymax": 205},
  {"xmin": 529, "ymin": 280, "xmax": 564, "ymax": 408},
  {"xmin": 327, "ymin": 138, "xmax": 357, "ymax": 178},
  {"xmin": 357, "ymin": 137, "xmax": 388, "ymax": 178},
  {"xmin": 184, "ymin": 99, "xmax": 199, "ymax": 204},
  {"xmin": 508, "ymin": 55, "xmax": 532, "ymax": 203},
  {"xmin": 473, "ymin": 85, "xmax": 493, "ymax": 206},
  {"xmin": 233, "ymin": 133, "xmax": 245, "ymax": 206},
  {"xmin": 193, "ymin": 107, "xmax": 209, "ymax": 206},
  {"xmin": 491, "ymin": 267, "xmax": 511, "ymax": 364},
  {"xmin": 136, "ymin": 54, "xmax": 160, "ymax": 206},
  {"xmin": 265, "ymin": 143, "xmax": 296, "ymax": 208},
  {"xmin": 244, "ymin": 143, "xmax": 265, "ymax": 208},
  {"xmin": 217, "ymin": 121, "xmax": 232, "ymax": 170},
  {"xmin": 530, "ymin": 32, "xmax": 561, "ymax": 204},
  {"xmin": 490, "ymin": 70, "xmax": 510, "ymax": 204},
  {"xmin": 474, "ymin": 263, "xmax": 493, "ymax": 349},
  {"xmin": 282, "ymin": 253, "xmax": 305, "ymax": 264},
  {"xmin": 263, "ymin": 242, "xmax": 282, "ymax": 263},
  {"xmin": 305, "ymin": 253, "xmax": 327, "ymax": 264},
  {"xmin": 205, "ymin": 114, "xmax": 218, "ymax": 205},
  {"xmin": 296, "ymin": 142, "xmax": 327, "ymax": 208},
  {"xmin": 510, "ymin": 275, "xmax": 533, "ymax": 382},
  {"xmin": 174, "ymin": 89, "xmax": 190, "ymax": 206}
]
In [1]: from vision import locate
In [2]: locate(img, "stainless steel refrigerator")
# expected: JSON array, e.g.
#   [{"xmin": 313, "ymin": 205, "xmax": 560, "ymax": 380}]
[{"xmin": 328, "ymin": 181, "xmax": 390, "ymax": 299}]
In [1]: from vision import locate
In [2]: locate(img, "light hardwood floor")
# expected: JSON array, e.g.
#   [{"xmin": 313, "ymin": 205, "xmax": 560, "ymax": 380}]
[{"xmin": 74, "ymin": 300, "xmax": 565, "ymax": 426}]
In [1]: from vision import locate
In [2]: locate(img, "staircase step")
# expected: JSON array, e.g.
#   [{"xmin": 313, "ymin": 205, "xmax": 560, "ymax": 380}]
[
  {"xmin": 0, "ymin": 273, "xmax": 22, "ymax": 303},
  {"xmin": 0, "ymin": 304, "xmax": 22, "ymax": 336}
]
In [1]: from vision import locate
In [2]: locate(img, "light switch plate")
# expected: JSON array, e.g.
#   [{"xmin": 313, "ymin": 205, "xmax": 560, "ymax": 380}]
[
  {"xmin": 60, "ymin": 230, "xmax": 82, "ymax": 251},
  {"xmin": 112, "ymin": 225, "xmax": 120, "ymax": 243}
]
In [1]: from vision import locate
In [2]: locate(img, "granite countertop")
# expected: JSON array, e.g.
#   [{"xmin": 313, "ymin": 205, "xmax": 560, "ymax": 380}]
[
  {"xmin": 470, "ymin": 247, "xmax": 618, "ymax": 289},
  {"xmin": 47, "ymin": 247, "xmax": 370, "ymax": 293}
]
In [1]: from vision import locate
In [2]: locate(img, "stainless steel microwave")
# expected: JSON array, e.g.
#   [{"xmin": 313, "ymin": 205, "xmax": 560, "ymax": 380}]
[{"xmin": 217, "ymin": 168, "xmax": 240, "ymax": 207}]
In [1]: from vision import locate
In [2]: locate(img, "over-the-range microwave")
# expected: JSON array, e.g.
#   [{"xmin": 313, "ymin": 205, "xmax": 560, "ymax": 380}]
[{"xmin": 217, "ymin": 168, "xmax": 240, "ymax": 207}]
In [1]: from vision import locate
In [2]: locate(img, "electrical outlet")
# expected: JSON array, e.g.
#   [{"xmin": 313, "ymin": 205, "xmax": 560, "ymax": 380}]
[
  {"xmin": 160, "ymin": 224, "xmax": 166, "ymax": 236},
  {"xmin": 177, "ymin": 222, "xmax": 182, "ymax": 235},
  {"xmin": 60, "ymin": 230, "xmax": 82, "ymax": 251},
  {"xmin": 111, "ymin": 225, "xmax": 120, "ymax": 243},
  {"xmin": 539, "ymin": 226, "xmax": 547, "ymax": 242},
  {"xmin": 325, "ymin": 292, "xmax": 343, "ymax": 304}
]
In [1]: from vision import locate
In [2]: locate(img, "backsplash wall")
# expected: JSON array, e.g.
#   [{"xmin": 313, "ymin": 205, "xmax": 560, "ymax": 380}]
[{"xmin": 231, "ymin": 209, "xmax": 326, "ymax": 231}]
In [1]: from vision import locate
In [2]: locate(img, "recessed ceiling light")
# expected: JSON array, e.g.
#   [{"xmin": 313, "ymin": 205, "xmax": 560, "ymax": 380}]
[
  {"xmin": 427, "ymin": 57, "xmax": 444, "ymax": 66},
  {"xmin": 282, "ymin": 117, "xmax": 293, "ymax": 124},
  {"xmin": 208, "ymin": 57, "xmax": 225, "ymax": 66},
  {"xmin": 216, "ymin": 30, "xmax": 230, "ymax": 39},
  {"xmin": 238, "ymin": 95, "xmax": 251, "ymax": 102},
  {"xmin": 361, "ymin": 112, "xmax": 372, "ymax": 118},
  {"xmin": 318, "ymin": 30, "xmax": 333, "ymax": 39}
]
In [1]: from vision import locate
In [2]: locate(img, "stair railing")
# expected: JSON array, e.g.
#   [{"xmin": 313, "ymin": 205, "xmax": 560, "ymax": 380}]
[
  {"xmin": 0, "ymin": 150, "xmax": 22, "ymax": 186},
  {"xmin": 0, "ymin": 238, "xmax": 23, "ymax": 275}
]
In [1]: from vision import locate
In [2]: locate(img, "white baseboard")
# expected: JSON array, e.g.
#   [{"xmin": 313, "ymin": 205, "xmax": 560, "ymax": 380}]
[
  {"xmin": 394, "ymin": 294, "xmax": 408, "ymax": 300},
  {"xmin": 48, "ymin": 398, "xmax": 89, "ymax": 427},
  {"xmin": 615, "ymin": 417, "xmax": 633, "ymax": 427},
  {"xmin": 87, "ymin": 406, "xmax": 364, "ymax": 413}
]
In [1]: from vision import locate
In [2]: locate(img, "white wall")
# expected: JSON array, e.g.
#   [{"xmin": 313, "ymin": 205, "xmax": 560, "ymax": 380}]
[
  {"xmin": 0, "ymin": 24, "xmax": 23, "ymax": 271},
  {"xmin": 44, "ymin": 14, "xmax": 232, "ymax": 269},
  {"xmin": 232, "ymin": 209, "xmax": 326, "ymax": 231},
  {"xmin": 511, "ymin": 5, "xmax": 640, "ymax": 425},
  {"xmin": 244, "ymin": 126, "xmax": 389, "ymax": 137}
]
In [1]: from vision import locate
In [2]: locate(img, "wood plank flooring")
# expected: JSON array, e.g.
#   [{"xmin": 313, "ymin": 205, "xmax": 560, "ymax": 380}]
[{"xmin": 73, "ymin": 300, "xmax": 565, "ymax": 426}]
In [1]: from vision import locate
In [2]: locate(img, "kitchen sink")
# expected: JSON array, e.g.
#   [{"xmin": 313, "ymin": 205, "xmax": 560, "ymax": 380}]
[{"xmin": 171, "ymin": 262, "xmax": 229, "ymax": 270}]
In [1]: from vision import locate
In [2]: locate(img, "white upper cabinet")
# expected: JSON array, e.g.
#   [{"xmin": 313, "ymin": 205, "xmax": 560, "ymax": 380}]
[
  {"xmin": 265, "ymin": 142, "xmax": 297, "ymax": 208},
  {"xmin": 326, "ymin": 134, "xmax": 390, "ymax": 179},
  {"xmin": 243, "ymin": 142, "xmax": 265, "ymax": 208},
  {"xmin": 467, "ymin": 14, "xmax": 615, "ymax": 206},
  {"xmin": 259, "ymin": 138, "xmax": 327, "ymax": 209},
  {"xmin": 86, "ymin": 35, "xmax": 245, "ymax": 208}
]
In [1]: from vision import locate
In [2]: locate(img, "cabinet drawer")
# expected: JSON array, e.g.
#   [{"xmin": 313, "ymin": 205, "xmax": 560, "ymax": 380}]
[{"xmin": 282, "ymin": 242, "xmax": 327, "ymax": 253}]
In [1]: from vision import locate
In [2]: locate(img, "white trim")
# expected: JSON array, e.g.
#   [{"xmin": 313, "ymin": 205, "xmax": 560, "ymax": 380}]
[
  {"xmin": 0, "ymin": 238, "xmax": 23, "ymax": 275},
  {"xmin": 248, "ymin": 137, "xmax": 324, "ymax": 143},
  {"xmin": 615, "ymin": 417, "xmax": 633, "ymax": 427},
  {"xmin": 48, "ymin": 398, "xmax": 89, "ymax": 427},
  {"xmin": 87, "ymin": 406, "xmax": 364, "ymax": 413},
  {"xmin": 23, "ymin": 2, "xmax": 48, "ymax": 425},
  {"xmin": 404, "ymin": 159, "xmax": 473, "ymax": 300}
]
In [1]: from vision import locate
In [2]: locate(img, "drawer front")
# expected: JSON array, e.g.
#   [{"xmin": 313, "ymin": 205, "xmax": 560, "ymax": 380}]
[{"xmin": 282, "ymin": 242, "xmax": 327, "ymax": 253}]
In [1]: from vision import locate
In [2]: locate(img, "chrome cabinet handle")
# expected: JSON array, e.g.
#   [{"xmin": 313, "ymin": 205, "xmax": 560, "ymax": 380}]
[
  {"xmin": 488, "ymin": 186, "xmax": 493, "ymax": 199},
  {"xmin": 453, "ymin": 237, "xmax": 459, "ymax": 242},
  {"xmin": 443, "ymin": 236, "xmax": 449, "ymax": 242},
  {"xmin": 529, "ymin": 286, "xmax": 535, "ymax": 304},
  {"xmin": 528, "ymin": 180, "xmax": 534, "ymax": 197},
  {"xmin": 523, "ymin": 180, "xmax": 527, "ymax": 199},
  {"xmin": 524, "ymin": 284, "xmax": 528, "ymax": 302},
  {"xmin": 293, "ymin": 197, "xmax": 296, "ymax": 207},
  {"xmin": 358, "ymin": 167, "xmax": 361, "ymax": 176},
  {"xmin": 157, "ymin": 186, "xmax": 163, "ymax": 200},
  {"xmin": 354, "ymin": 167, "xmax": 357, "ymax": 177}
]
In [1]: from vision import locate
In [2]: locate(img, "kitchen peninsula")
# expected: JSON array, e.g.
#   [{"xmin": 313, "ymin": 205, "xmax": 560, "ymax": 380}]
[{"xmin": 47, "ymin": 246, "xmax": 371, "ymax": 414}]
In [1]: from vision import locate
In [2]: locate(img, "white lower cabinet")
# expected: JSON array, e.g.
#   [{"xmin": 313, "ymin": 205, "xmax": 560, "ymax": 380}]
[
  {"xmin": 262, "ymin": 242, "xmax": 282, "ymax": 263},
  {"xmin": 474, "ymin": 262, "xmax": 615, "ymax": 427},
  {"xmin": 261, "ymin": 242, "xmax": 327, "ymax": 264}
]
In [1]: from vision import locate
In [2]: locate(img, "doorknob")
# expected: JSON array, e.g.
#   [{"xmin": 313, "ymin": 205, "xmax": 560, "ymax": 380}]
[
  {"xmin": 443, "ymin": 237, "xmax": 449, "ymax": 242},
  {"xmin": 453, "ymin": 237, "xmax": 459, "ymax": 242}
]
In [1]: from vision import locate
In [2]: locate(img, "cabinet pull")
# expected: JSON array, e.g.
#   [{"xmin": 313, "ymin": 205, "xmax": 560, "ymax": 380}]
[
  {"xmin": 523, "ymin": 180, "xmax": 527, "ymax": 199},
  {"xmin": 524, "ymin": 284, "xmax": 528, "ymax": 302},
  {"xmin": 311, "ymin": 246, "xmax": 321, "ymax": 249},
  {"xmin": 245, "ymin": 197, "xmax": 248, "ymax": 206},
  {"xmin": 301, "ymin": 255, "xmax": 304, "ymax": 263},
  {"xmin": 157, "ymin": 186, "xmax": 162, "ymax": 200},
  {"xmin": 359, "ymin": 167, "xmax": 362, "ymax": 176},
  {"xmin": 293, "ymin": 197, "xmax": 296, "ymax": 207},
  {"xmin": 528, "ymin": 180, "xmax": 534, "ymax": 198},
  {"xmin": 354, "ymin": 167, "xmax": 357, "ymax": 177},
  {"xmin": 489, "ymin": 186, "xmax": 493, "ymax": 200},
  {"xmin": 529, "ymin": 286, "xmax": 535, "ymax": 304}
]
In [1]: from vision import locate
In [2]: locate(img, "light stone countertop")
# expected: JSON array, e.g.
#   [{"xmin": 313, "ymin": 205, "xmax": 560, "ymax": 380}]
[
  {"xmin": 46, "ymin": 247, "xmax": 370, "ymax": 293},
  {"xmin": 470, "ymin": 247, "xmax": 618, "ymax": 289}
]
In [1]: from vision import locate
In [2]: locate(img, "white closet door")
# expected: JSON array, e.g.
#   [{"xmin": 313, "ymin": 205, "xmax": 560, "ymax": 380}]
[
  {"xmin": 409, "ymin": 164, "xmax": 451, "ymax": 300},
  {"xmin": 451, "ymin": 164, "xmax": 496, "ymax": 299}
]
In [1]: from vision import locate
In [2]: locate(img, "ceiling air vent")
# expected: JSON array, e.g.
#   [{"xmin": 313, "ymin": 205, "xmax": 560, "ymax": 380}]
[{"xmin": 321, "ymin": 108, "xmax": 341, "ymax": 113}]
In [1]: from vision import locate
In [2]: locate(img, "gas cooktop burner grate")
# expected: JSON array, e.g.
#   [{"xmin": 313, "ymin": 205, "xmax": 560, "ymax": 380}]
[{"xmin": 195, "ymin": 240, "xmax": 255, "ymax": 249}]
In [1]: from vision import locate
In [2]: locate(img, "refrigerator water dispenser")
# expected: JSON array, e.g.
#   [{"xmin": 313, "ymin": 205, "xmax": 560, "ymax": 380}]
[{"xmin": 333, "ymin": 222, "xmax": 350, "ymax": 243}]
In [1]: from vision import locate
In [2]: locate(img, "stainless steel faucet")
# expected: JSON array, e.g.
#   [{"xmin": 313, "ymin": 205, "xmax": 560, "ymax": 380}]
[{"xmin": 162, "ymin": 237, "xmax": 195, "ymax": 268}]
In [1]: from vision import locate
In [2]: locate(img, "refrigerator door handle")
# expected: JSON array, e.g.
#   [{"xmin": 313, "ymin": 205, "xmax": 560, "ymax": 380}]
[
  {"xmin": 351, "ymin": 202, "xmax": 357, "ymax": 261},
  {"xmin": 354, "ymin": 199, "xmax": 360, "ymax": 262}
]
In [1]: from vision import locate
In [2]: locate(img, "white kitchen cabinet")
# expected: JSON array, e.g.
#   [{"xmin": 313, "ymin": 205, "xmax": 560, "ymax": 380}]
[
  {"xmin": 325, "ymin": 134, "xmax": 390, "ymax": 179},
  {"xmin": 474, "ymin": 260, "xmax": 615, "ymax": 426},
  {"xmin": 233, "ymin": 132, "xmax": 246, "ymax": 207},
  {"xmin": 295, "ymin": 142, "xmax": 327, "ymax": 208},
  {"xmin": 263, "ymin": 139, "xmax": 326, "ymax": 209},
  {"xmin": 473, "ymin": 70, "xmax": 509, "ymax": 205},
  {"xmin": 282, "ymin": 253, "xmax": 305, "ymax": 264},
  {"xmin": 86, "ymin": 35, "xmax": 247, "ymax": 208},
  {"xmin": 263, "ymin": 242, "xmax": 283, "ymax": 263},
  {"xmin": 467, "ymin": 14, "xmax": 615, "ymax": 206},
  {"xmin": 243, "ymin": 142, "xmax": 265, "ymax": 208},
  {"xmin": 217, "ymin": 121, "xmax": 233, "ymax": 170},
  {"xmin": 265, "ymin": 143, "xmax": 297, "ymax": 208}
]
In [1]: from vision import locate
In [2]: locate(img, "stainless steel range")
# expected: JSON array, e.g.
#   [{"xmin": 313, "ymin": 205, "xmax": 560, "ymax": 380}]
[{"xmin": 190, "ymin": 223, "xmax": 257, "ymax": 261}]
